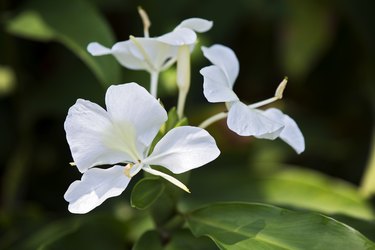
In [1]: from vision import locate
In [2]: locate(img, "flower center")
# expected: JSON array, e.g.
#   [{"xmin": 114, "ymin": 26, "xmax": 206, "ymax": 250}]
[{"xmin": 123, "ymin": 161, "xmax": 142, "ymax": 178}]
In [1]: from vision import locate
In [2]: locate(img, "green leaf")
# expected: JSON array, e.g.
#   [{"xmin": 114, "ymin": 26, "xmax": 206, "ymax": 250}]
[
  {"xmin": 6, "ymin": 0, "xmax": 120, "ymax": 85},
  {"xmin": 162, "ymin": 107, "xmax": 189, "ymax": 133},
  {"xmin": 131, "ymin": 178, "xmax": 165, "ymax": 210},
  {"xmin": 149, "ymin": 107, "xmax": 188, "ymax": 153},
  {"xmin": 186, "ymin": 202, "xmax": 375, "ymax": 250},
  {"xmin": 20, "ymin": 218, "xmax": 81, "ymax": 250},
  {"xmin": 133, "ymin": 230, "xmax": 163, "ymax": 250},
  {"xmin": 279, "ymin": 0, "xmax": 334, "ymax": 78},
  {"xmin": 360, "ymin": 131, "xmax": 375, "ymax": 198},
  {"xmin": 185, "ymin": 167, "xmax": 374, "ymax": 220},
  {"xmin": 165, "ymin": 229, "xmax": 217, "ymax": 250}
]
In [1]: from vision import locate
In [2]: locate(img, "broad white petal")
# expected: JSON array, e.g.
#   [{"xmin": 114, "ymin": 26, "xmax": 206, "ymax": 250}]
[
  {"xmin": 105, "ymin": 83, "xmax": 167, "ymax": 150},
  {"xmin": 143, "ymin": 126, "xmax": 220, "ymax": 174},
  {"xmin": 87, "ymin": 42, "xmax": 112, "ymax": 56},
  {"xmin": 142, "ymin": 166, "xmax": 190, "ymax": 193},
  {"xmin": 64, "ymin": 99, "xmax": 134, "ymax": 173},
  {"xmin": 200, "ymin": 66, "xmax": 239, "ymax": 103},
  {"xmin": 111, "ymin": 40, "xmax": 149, "ymax": 70},
  {"xmin": 227, "ymin": 102, "xmax": 284, "ymax": 138},
  {"xmin": 261, "ymin": 108, "xmax": 305, "ymax": 154},
  {"xmin": 157, "ymin": 28, "xmax": 197, "ymax": 46},
  {"xmin": 202, "ymin": 44, "xmax": 239, "ymax": 86},
  {"xmin": 64, "ymin": 166, "xmax": 130, "ymax": 214},
  {"xmin": 126, "ymin": 38, "xmax": 179, "ymax": 71},
  {"xmin": 176, "ymin": 18, "xmax": 213, "ymax": 33}
]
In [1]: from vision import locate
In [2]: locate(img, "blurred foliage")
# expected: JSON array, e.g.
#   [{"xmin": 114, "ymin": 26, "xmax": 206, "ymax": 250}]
[{"xmin": 1, "ymin": 0, "xmax": 375, "ymax": 249}]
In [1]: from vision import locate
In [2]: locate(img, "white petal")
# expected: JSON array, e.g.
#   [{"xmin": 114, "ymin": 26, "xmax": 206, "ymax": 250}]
[
  {"xmin": 227, "ymin": 102, "xmax": 284, "ymax": 138},
  {"xmin": 202, "ymin": 44, "xmax": 239, "ymax": 86},
  {"xmin": 142, "ymin": 166, "xmax": 190, "ymax": 193},
  {"xmin": 157, "ymin": 28, "xmax": 197, "ymax": 46},
  {"xmin": 105, "ymin": 83, "xmax": 167, "ymax": 150},
  {"xmin": 261, "ymin": 108, "xmax": 305, "ymax": 154},
  {"xmin": 200, "ymin": 65, "xmax": 239, "ymax": 103},
  {"xmin": 111, "ymin": 40, "xmax": 149, "ymax": 70},
  {"xmin": 126, "ymin": 38, "xmax": 179, "ymax": 70},
  {"xmin": 89, "ymin": 39, "xmax": 178, "ymax": 72},
  {"xmin": 64, "ymin": 166, "xmax": 130, "ymax": 214},
  {"xmin": 87, "ymin": 42, "xmax": 112, "ymax": 56},
  {"xmin": 143, "ymin": 126, "xmax": 220, "ymax": 174},
  {"xmin": 64, "ymin": 99, "xmax": 134, "ymax": 173},
  {"xmin": 176, "ymin": 18, "xmax": 213, "ymax": 33}
]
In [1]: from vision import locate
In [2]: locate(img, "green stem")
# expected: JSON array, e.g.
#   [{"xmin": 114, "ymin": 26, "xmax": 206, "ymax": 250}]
[
  {"xmin": 150, "ymin": 71, "xmax": 159, "ymax": 98},
  {"xmin": 199, "ymin": 112, "xmax": 228, "ymax": 129},
  {"xmin": 177, "ymin": 89, "xmax": 187, "ymax": 119},
  {"xmin": 176, "ymin": 45, "xmax": 190, "ymax": 119}
]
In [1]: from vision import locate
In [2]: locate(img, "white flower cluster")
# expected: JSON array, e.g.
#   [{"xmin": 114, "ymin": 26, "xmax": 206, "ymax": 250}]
[{"xmin": 64, "ymin": 10, "xmax": 304, "ymax": 214}]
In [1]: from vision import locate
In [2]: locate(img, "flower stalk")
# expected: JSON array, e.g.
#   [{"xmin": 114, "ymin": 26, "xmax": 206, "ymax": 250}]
[{"xmin": 176, "ymin": 45, "xmax": 191, "ymax": 119}]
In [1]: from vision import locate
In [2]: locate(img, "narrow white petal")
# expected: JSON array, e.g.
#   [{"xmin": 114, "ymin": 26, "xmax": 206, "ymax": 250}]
[
  {"xmin": 142, "ymin": 166, "xmax": 190, "ymax": 193},
  {"xmin": 64, "ymin": 166, "xmax": 130, "ymax": 214},
  {"xmin": 227, "ymin": 102, "xmax": 284, "ymax": 138},
  {"xmin": 105, "ymin": 83, "xmax": 167, "ymax": 150},
  {"xmin": 143, "ymin": 126, "xmax": 220, "ymax": 174},
  {"xmin": 202, "ymin": 44, "xmax": 239, "ymax": 87},
  {"xmin": 157, "ymin": 28, "xmax": 197, "ymax": 46},
  {"xmin": 261, "ymin": 108, "xmax": 305, "ymax": 154},
  {"xmin": 64, "ymin": 99, "xmax": 134, "ymax": 173},
  {"xmin": 200, "ymin": 65, "xmax": 239, "ymax": 103},
  {"xmin": 87, "ymin": 42, "xmax": 112, "ymax": 56},
  {"xmin": 176, "ymin": 18, "xmax": 213, "ymax": 33}
]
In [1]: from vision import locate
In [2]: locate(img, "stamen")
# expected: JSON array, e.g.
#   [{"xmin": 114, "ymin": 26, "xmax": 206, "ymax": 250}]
[
  {"xmin": 275, "ymin": 76, "xmax": 288, "ymax": 99},
  {"xmin": 138, "ymin": 6, "xmax": 151, "ymax": 38},
  {"xmin": 69, "ymin": 162, "xmax": 76, "ymax": 166},
  {"xmin": 129, "ymin": 35, "xmax": 156, "ymax": 72},
  {"xmin": 248, "ymin": 77, "xmax": 288, "ymax": 109},
  {"xmin": 142, "ymin": 166, "xmax": 191, "ymax": 193}
]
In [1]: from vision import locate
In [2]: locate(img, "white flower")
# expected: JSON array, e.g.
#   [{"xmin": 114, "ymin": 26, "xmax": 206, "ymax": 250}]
[
  {"xmin": 200, "ymin": 44, "xmax": 305, "ymax": 154},
  {"xmin": 64, "ymin": 83, "xmax": 220, "ymax": 214},
  {"xmin": 87, "ymin": 18, "xmax": 212, "ymax": 74}
]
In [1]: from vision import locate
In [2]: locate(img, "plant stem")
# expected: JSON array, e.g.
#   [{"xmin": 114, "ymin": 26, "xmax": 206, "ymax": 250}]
[
  {"xmin": 150, "ymin": 71, "xmax": 159, "ymax": 97},
  {"xmin": 176, "ymin": 45, "xmax": 190, "ymax": 119},
  {"xmin": 199, "ymin": 112, "xmax": 228, "ymax": 129}
]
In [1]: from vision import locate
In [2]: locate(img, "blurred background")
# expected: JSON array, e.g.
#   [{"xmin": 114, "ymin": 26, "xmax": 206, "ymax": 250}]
[{"xmin": 1, "ymin": 0, "xmax": 374, "ymax": 249}]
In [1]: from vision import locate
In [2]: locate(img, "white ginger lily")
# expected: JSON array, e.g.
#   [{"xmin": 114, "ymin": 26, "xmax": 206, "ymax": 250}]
[
  {"xmin": 64, "ymin": 83, "xmax": 220, "ymax": 214},
  {"xmin": 87, "ymin": 17, "xmax": 212, "ymax": 97},
  {"xmin": 200, "ymin": 44, "xmax": 305, "ymax": 154}
]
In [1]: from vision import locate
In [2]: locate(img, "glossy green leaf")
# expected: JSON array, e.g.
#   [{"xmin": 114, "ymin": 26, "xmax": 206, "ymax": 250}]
[
  {"xmin": 131, "ymin": 178, "xmax": 165, "ymax": 210},
  {"xmin": 6, "ymin": 0, "xmax": 120, "ymax": 85},
  {"xmin": 185, "ymin": 167, "xmax": 374, "ymax": 220},
  {"xmin": 186, "ymin": 202, "xmax": 375, "ymax": 250}
]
